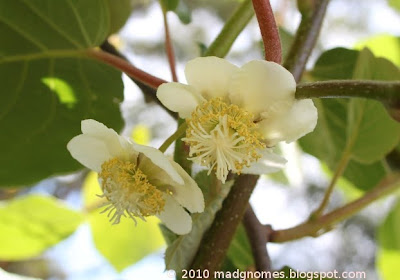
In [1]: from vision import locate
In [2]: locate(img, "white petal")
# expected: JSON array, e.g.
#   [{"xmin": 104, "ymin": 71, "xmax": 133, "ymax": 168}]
[
  {"xmin": 132, "ymin": 143, "xmax": 184, "ymax": 185},
  {"xmin": 157, "ymin": 194, "xmax": 192, "ymax": 235},
  {"xmin": 168, "ymin": 160, "xmax": 205, "ymax": 213},
  {"xmin": 157, "ymin": 83, "xmax": 205, "ymax": 118},
  {"xmin": 229, "ymin": 60, "xmax": 296, "ymax": 118},
  {"xmin": 80, "ymin": 119, "xmax": 126, "ymax": 158},
  {"xmin": 259, "ymin": 99, "xmax": 318, "ymax": 146},
  {"xmin": 185, "ymin": 56, "xmax": 239, "ymax": 100},
  {"xmin": 67, "ymin": 134, "xmax": 112, "ymax": 172},
  {"xmin": 242, "ymin": 149, "xmax": 286, "ymax": 175}
]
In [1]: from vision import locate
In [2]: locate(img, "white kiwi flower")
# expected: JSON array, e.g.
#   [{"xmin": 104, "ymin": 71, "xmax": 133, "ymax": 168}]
[
  {"xmin": 67, "ymin": 119, "xmax": 204, "ymax": 235},
  {"xmin": 157, "ymin": 57, "xmax": 318, "ymax": 183}
]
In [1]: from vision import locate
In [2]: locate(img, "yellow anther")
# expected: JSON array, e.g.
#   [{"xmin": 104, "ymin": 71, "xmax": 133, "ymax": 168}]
[
  {"xmin": 98, "ymin": 157, "xmax": 165, "ymax": 224},
  {"xmin": 184, "ymin": 98, "xmax": 265, "ymax": 182}
]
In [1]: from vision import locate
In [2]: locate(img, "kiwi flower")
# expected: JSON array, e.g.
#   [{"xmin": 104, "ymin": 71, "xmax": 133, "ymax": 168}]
[
  {"xmin": 157, "ymin": 57, "xmax": 318, "ymax": 183},
  {"xmin": 67, "ymin": 119, "xmax": 204, "ymax": 235}
]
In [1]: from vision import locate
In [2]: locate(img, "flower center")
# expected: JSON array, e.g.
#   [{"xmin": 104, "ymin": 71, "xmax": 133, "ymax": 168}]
[
  {"xmin": 183, "ymin": 98, "xmax": 265, "ymax": 183},
  {"xmin": 98, "ymin": 157, "xmax": 165, "ymax": 224}
]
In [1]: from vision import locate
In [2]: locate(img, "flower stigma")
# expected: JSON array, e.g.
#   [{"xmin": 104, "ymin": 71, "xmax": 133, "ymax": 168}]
[
  {"xmin": 98, "ymin": 157, "xmax": 165, "ymax": 224},
  {"xmin": 183, "ymin": 98, "xmax": 265, "ymax": 183}
]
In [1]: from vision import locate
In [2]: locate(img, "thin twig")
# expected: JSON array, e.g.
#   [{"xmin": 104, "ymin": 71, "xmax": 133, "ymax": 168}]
[
  {"xmin": 99, "ymin": 41, "xmax": 178, "ymax": 120},
  {"xmin": 162, "ymin": 9, "xmax": 178, "ymax": 82},
  {"xmin": 243, "ymin": 206, "xmax": 272, "ymax": 279},
  {"xmin": 311, "ymin": 148, "xmax": 351, "ymax": 218},
  {"xmin": 87, "ymin": 48, "xmax": 166, "ymax": 88},
  {"xmin": 284, "ymin": 0, "xmax": 330, "ymax": 82},
  {"xmin": 270, "ymin": 173, "xmax": 400, "ymax": 243},
  {"xmin": 252, "ymin": 0, "xmax": 282, "ymax": 63}
]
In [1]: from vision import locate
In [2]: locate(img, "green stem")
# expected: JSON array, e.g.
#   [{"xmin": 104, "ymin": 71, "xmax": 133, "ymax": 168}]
[
  {"xmin": 204, "ymin": 0, "xmax": 254, "ymax": 58},
  {"xmin": 270, "ymin": 173, "xmax": 400, "ymax": 243},
  {"xmin": 310, "ymin": 148, "xmax": 351, "ymax": 218},
  {"xmin": 296, "ymin": 80, "xmax": 400, "ymax": 103},
  {"xmin": 284, "ymin": 0, "xmax": 330, "ymax": 82},
  {"xmin": 159, "ymin": 122, "xmax": 187, "ymax": 153}
]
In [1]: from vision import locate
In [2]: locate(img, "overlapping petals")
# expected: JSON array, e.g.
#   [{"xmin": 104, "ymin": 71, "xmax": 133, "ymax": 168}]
[
  {"xmin": 67, "ymin": 119, "xmax": 204, "ymax": 235},
  {"xmin": 157, "ymin": 57, "xmax": 318, "ymax": 182}
]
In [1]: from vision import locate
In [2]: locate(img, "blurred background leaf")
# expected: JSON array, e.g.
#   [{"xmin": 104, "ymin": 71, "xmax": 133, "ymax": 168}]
[
  {"xmin": 82, "ymin": 172, "xmax": 165, "ymax": 272},
  {"xmin": 388, "ymin": 0, "xmax": 400, "ymax": 11},
  {"xmin": 0, "ymin": 195, "xmax": 84, "ymax": 261},
  {"xmin": 377, "ymin": 200, "xmax": 400, "ymax": 280}
]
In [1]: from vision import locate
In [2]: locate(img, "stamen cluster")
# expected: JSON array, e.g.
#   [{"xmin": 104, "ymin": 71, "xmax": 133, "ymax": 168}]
[
  {"xmin": 98, "ymin": 157, "xmax": 165, "ymax": 224},
  {"xmin": 184, "ymin": 98, "xmax": 265, "ymax": 182}
]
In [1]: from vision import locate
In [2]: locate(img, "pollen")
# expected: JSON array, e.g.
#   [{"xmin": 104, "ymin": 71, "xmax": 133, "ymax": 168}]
[
  {"xmin": 183, "ymin": 98, "xmax": 265, "ymax": 183},
  {"xmin": 98, "ymin": 157, "xmax": 165, "ymax": 224}
]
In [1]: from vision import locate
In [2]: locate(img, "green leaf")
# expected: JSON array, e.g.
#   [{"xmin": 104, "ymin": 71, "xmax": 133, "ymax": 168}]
[
  {"xmin": 226, "ymin": 224, "xmax": 254, "ymax": 270},
  {"xmin": 355, "ymin": 34, "xmax": 400, "ymax": 67},
  {"xmin": 159, "ymin": 0, "xmax": 179, "ymax": 12},
  {"xmin": 107, "ymin": 0, "xmax": 132, "ymax": 34},
  {"xmin": 377, "ymin": 250, "xmax": 400, "ymax": 280},
  {"xmin": 379, "ymin": 201, "xmax": 400, "ymax": 251},
  {"xmin": 0, "ymin": 195, "xmax": 84, "ymax": 261},
  {"xmin": 377, "ymin": 201, "xmax": 400, "ymax": 280},
  {"xmin": 83, "ymin": 173, "xmax": 165, "ymax": 272},
  {"xmin": 174, "ymin": 0, "xmax": 192, "ymax": 25},
  {"xmin": 310, "ymin": 48, "xmax": 359, "ymax": 80},
  {"xmin": 0, "ymin": 0, "xmax": 126, "ymax": 186},
  {"xmin": 300, "ymin": 48, "xmax": 400, "ymax": 191},
  {"xmin": 164, "ymin": 171, "xmax": 233, "ymax": 273},
  {"xmin": 389, "ymin": 0, "xmax": 400, "ymax": 12}
]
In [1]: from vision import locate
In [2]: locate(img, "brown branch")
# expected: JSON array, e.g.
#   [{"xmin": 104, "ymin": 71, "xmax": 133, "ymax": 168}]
[
  {"xmin": 87, "ymin": 48, "xmax": 166, "ymax": 88},
  {"xmin": 284, "ymin": 0, "xmax": 330, "ymax": 82},
  {"xmin": 243, "ymin": 206, "xmax": 272, "ymax": 279},
  {"xmin": 269, "ymin": 173, "xmax": 400, "ymax": 243},
  {"xmin": 191, "ymin": 174, "xmax": 259, "ymax": 278},
  {"xmin": 162, "ymin": 10, "xmax": 178, "ymax": 82},
  {"xmin": 252, "ymin": 0, "xmax": 282, "ymax": 64},
  {"xmin": 99, "ymin": 41, "xmax": 178, "ymax": 120}
]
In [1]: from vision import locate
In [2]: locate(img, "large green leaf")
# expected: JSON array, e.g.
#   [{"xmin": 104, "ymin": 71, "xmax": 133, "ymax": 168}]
[
  {"xmin": 0, "ymin": 195, "xmax": 84, "ymax": 260},
  {"xmin": 83, "ymin": 172, "xmax": 165, "ymax": 272},
  {"xmin": 377, "ymin": 201, "xmax": 400, "ymax": 280},
  {"xmin": 300, "ymin": 48, "xmax": 400, "ymax": 190},
  {"xmin": 164, "ymin": 171, "xmax": 233, "ymax": 273},
  {"xmin": 0, "ymin": 0, "xmax": 131, "ymax": 186}
]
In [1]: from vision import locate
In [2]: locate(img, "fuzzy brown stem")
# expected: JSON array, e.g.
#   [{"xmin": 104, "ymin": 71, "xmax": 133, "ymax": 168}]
[{"xmin": 252, "ymin": 0, "xmax": 282, "ymax": 63}]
